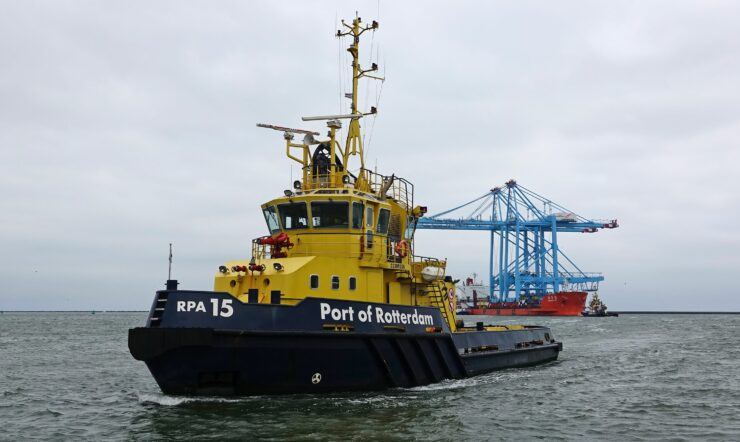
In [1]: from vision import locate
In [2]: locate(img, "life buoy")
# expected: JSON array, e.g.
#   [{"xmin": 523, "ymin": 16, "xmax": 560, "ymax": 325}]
[{"xmin": 394, "ymin": 240, "xmax": 409, "ymax": 258}]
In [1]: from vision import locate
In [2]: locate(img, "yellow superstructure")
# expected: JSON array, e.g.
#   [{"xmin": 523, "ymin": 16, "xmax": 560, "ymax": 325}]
[{"xmin": 213, "ymin": 16, "xmax": 458, "ymax": 331}]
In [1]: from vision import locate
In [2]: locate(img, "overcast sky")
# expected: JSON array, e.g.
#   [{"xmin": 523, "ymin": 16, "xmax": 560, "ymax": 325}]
[{"xmin": 2, "ymin": 1, "xmax": 739, "ymax": 310}]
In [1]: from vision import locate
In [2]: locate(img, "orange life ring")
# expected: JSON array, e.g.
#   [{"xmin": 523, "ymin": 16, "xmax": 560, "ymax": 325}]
[{"xmin": 394, "ymin": 240, "xmax": 409, "ymax": 258}]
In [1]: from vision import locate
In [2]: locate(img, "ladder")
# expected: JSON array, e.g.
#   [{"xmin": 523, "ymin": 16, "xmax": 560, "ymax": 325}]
[{"xmin": 425, "ymin": 282, "xmax": 452, "ymax": 330}]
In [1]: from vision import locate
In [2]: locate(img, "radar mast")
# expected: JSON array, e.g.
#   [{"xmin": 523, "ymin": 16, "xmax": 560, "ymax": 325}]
[
  {"xmin": 335, "ymin": 15, "xmax": 382, "ymax": 169},
  {"xmin": 258, "ymin": 14, "xmax": 383, "ymax": 193}
]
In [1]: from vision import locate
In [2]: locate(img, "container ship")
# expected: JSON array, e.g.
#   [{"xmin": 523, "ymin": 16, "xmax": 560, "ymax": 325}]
[
  {"xmin": 457, "ymin": 276, "xmax": 586, "ymax": 316},
  {"xmin": 128, "ymin": 15, "xmax": 562, "ymax": 396}
]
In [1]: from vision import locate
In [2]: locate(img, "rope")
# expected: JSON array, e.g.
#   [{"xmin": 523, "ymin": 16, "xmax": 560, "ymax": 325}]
[
  {"xmin": 364, "ymin": 0, "xmax": 382, "ymax": 160},
  {"xmin": 365, "ymin": 58, "xmax": 384, "ymax": 160}
]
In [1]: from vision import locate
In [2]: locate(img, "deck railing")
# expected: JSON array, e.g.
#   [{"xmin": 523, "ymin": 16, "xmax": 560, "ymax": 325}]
[{"xmin": 300, "ymin": 168, "xmax": 414, "ymax": 210}]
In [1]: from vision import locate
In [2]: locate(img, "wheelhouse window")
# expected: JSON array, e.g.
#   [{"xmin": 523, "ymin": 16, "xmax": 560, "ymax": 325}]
[
  {"xmin": 310, "ymin": 274, "xmax": 319, "ymax": 289},
  {"xmin": 351, "ymin": 202, "xmax": 364, "ymax": 229},
  {"xmin": 311, "ymin": 201, "xmax": 349, "ymax": 228},
  {"xmin": 278, "ymin": 202, "xmax": 308, "ymax": 230},
  {"xmin": 349, "ymin": 276, "xmax": 357, "ymax": 291},
  {"xmin": 377, "ymin": 208, "xmax": 391, "ymax": 234},
  {"xmin": 366, "ymin": 207, "xmax": 374, "ymax": 227},
  {"xmin": 331, "ymin": 275, "xmax": 340, "ymax": 290},
  {"xmin": 263, "ymin": 206, "xmax": 280, "ymax": 234}
]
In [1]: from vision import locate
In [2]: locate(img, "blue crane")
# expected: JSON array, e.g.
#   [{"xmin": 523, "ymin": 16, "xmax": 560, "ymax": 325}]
[{"xmin": 417, "ymin": 180, "xmax": 618, "ymax": 302}]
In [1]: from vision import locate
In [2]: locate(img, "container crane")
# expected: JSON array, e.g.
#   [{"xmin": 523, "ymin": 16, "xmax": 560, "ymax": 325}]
[{"xmin": 417, "ymin": 180, "xmax": 618, "ymax": 302}]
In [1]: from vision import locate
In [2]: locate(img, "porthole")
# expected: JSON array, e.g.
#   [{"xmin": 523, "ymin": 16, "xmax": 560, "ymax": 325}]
[
  {"xmin": 349, "ymin": 277, "xmax": 357, "ymax": 291},
  {"xmin": 310, "ymin": 274, "xmax": 319, "ymax": 289},
  {"xmin": 331, "ymin": 275, "xmax": 340, "ymax": 290}
]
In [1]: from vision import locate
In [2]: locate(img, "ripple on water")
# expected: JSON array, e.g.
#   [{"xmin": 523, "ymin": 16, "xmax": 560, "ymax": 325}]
[{"xmin": 2, "ymin": 313, "xmax": 740, "ymax": 440}]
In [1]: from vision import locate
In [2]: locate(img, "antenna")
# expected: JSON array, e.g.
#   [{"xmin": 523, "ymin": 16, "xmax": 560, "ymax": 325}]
[
  {"xmin": 302, "ymin": 113, "xmax": 363, "ymax": 121},
  {"xmin": 165, "ymin": 243, "xmax": 179, "ymax": 291},
  {"xmin": 168, "ymin": 243, "xmax": 173, "ymax": 280},
  {"xmin": 256, "ymin": 123, "xmax": 319, "ymax": 136}
]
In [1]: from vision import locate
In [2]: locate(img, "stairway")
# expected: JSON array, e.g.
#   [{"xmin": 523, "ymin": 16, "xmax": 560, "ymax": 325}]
[{"xmin": 424, "ymin": 282, "xmax": 452, "ymax": 330}]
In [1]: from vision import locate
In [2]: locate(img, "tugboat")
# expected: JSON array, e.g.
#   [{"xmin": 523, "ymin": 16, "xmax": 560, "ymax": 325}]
[
  {"xmin": 457, "ymin": 275, "xmax": 587, "ymax": 316},
  {"xmin": 581, "ymin": 293, "xmax": 618, "ymax": 317},
  {"xmin": 128, "ymin": 15, "xmax": 562, "ymax": 396}
]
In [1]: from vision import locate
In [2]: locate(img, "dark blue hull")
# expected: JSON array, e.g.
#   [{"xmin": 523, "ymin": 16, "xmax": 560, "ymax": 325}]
[{"xmin": 128, "ymin": 289, "xmax": 561, "ymax": 395}]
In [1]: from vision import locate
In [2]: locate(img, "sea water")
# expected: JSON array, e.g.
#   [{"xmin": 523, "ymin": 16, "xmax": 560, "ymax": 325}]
[{"xmin": 1, "ymin": 312, "xmax": 739, "ymax": 441}]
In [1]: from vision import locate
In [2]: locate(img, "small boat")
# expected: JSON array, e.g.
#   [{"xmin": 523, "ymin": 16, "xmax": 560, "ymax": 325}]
[
  {"xmin": 128, "ymin": 15, "xmax": 562, "ymax": 396},
  {"xmin": 581, "ymin": 293, "xmax": 618, "ymax": 317}
]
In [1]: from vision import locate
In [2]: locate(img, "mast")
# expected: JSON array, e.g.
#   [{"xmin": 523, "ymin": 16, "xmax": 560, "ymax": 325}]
[
  {"xmin": 165, "ymin": 242, "xmax": 179, "ymax": 291},
  {"xmin": 336, "ymin": 16, "xmax": 381, "ymax": 170},
  {"xmin": 258, "ymin": 15, "xmax": 382, "ymax": 191}
]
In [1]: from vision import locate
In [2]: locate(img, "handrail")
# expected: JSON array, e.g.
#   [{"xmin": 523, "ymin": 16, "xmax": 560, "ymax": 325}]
[
  {"xmin": 299, "ymin": 168, "xmax": 414, "ymax": 210},
  {"xmin": 251, "ymin": 232, "xmax": 409, "ymax": 263}
]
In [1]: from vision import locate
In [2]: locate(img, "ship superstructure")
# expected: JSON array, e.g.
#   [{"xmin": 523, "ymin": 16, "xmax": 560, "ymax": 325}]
[{"xmin": 211, "ymin": 16, "xmax": 456, "ymax": 330}]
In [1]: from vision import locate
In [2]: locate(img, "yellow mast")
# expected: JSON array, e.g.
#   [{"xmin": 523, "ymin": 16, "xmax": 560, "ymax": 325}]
[
  {"xmin": 260, "ymin": 16, "xmax": 381, "ymax": 192},
  {"xmin": 337, "ymin": 16, "xmax": 381, "ymax": 171},
  {"xmin": 257, "ymin": 17, "xmax": 384, "ymax": 191}
]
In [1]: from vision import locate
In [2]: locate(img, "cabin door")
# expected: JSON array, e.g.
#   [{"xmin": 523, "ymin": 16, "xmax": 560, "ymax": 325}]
[{"xmin": 366, "ymin": 269, "xmax": 382, "ymax": 302}]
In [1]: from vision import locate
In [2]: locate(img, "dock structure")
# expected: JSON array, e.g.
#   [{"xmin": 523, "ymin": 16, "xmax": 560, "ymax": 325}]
[{"xmin": 417, "ymin": 180, "xmax": 618, "ymax": 302}]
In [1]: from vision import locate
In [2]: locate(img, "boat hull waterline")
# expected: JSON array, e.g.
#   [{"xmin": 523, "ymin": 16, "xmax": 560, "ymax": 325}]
[{"xmin": 129, "ymin": 290, "xmax": 561, "ymax": 396}]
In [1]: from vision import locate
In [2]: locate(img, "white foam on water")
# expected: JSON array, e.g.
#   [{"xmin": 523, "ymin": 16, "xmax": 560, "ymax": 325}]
[
  {"xmin": 136, "ymin": 393, "xmax": 251, "ymax": 406},
  {"xmin": 408, "ymin": 373, "xmax": 506, "ymax": 392},
  {"xmin": 343, "ymin": 396, "xmax": 410, "ymax": 407},
  {"xmin": 137, "ymin": 393, "xmax": 190, "ymax": 406}
]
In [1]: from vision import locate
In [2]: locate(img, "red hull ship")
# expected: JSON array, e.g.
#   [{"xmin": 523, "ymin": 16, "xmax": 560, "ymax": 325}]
[
  {"xmin": 457, "ymin": 277, "xmax": 588, "ymax": 316},
  {"xmin": 464, "ymin": 292, "xmax": 588, "ymax": 316}
]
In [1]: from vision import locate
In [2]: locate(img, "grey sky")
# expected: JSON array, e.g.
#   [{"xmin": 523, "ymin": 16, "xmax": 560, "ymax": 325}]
[{"xmin": 1, "ymin": 1, "xmax": 739, "ymax": 310}]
